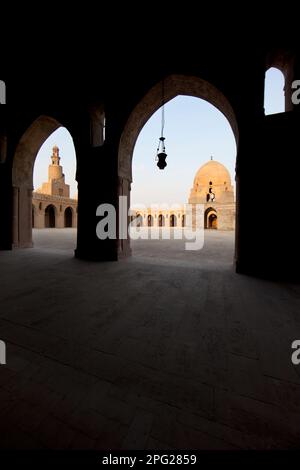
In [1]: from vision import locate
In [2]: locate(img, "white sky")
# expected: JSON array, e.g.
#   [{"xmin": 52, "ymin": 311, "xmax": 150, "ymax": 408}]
[{"xmin": 264, "ymin": 67, "xmax": 285, "ymax": 115}]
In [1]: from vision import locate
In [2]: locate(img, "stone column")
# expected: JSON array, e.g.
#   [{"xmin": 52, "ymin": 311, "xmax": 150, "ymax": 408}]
[
  {"xmin": 0, "ymin": 159, "xmax": 13, "ymax": 250},
  {"xmin": 73, "ymin": 209, "xmax": 78, "ymax": 228},
  {"xmin": 118, "ymin": 175, "xmax": 132, "ymax": 258},
  {"xmin": 165, "ymin": 213, "xmax": 170, "ymax": 227},
  {"xmin": 75, "ymin": 143, "xmax": 119, "ymax": 262},
  {"xmin": 12, "ymin": 185, "xmax": 33, "ymax": 248},
  {"xmin": 35, "ymin": 207, "xmax": 44, "ymax": 228},
  {"xmin": 12, "ymin": 186, "xmax": 19, "ymax": 247}
]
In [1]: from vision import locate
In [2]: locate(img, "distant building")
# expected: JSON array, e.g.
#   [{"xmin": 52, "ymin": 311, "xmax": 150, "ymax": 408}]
[
  {"xmin": 32, "ymin": 146, "xmax": 77, "ymax": 228},
  {"xmin": 131, "ymin": 158, "xmax": 235, "ymax": 230},
  {"xmin": 188, "ymin": 158, "xmax": 235, "ymax": 230}
]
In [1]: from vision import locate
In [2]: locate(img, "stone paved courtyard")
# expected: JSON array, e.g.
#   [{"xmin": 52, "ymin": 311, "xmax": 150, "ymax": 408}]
[{"xmin": 0, "ymin": 229, "xmax": 300, "ymax": 449}]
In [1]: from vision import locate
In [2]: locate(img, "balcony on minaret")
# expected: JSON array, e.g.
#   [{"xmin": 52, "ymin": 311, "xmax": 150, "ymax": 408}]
[
  {"xmin": 51, "ymin": 145, "xmax": 60, "ymax": 165},
  {"xmin": 49, "ymin": 146, "xmax": 64, "ymax": 182}
]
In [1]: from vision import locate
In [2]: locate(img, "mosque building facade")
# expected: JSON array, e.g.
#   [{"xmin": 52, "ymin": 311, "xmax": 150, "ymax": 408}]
[
  {"xmin": 131, "ymin": 158, "xmax": 235, "ymax": 230},
  {"xmin": 33, "ymin": 152, "xmax": 234, "ymax": 231}
]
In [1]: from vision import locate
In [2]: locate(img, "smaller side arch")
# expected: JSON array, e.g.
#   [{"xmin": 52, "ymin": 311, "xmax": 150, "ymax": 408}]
[
  {"xmin": 265, "ymin": 49, "xmax": 295, "ymax": 113},
  {"xmin": 135, "ymin": 213, "xmax": 143, "ymax": 227},
  {"xmin": 147, "ymin": 214, "xmax": 154, "ymax": 227},
  {"xmin": 205, "ymin": 207, "xmax": 217, "ymax": 229},
  {"xmin": 45, "ymin": 204, "xmax": 57, "ymax": 228},
  {"xmin": 158, "ymin": 214, "xmax": 165, "ymax": 227},
  {"xmin": 32, "ymin": 205, "xmax": 35, "ymax": 228},
  {"xmin": 64, "ymin": 206, "xmax": 74, "ymax": 228},
  {"xmin": 170, "ymin": 214, "xmax": 177, "ymax": 227}
]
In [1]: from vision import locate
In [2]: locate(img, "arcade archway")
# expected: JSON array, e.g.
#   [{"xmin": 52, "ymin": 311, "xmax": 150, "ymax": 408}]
[
  {"xmin": 12, "ymin": 116, "xmax": 77, "ymax": 248},
  {"xmin": 158, "ymin": 214, "xmax": 165, "ymax": 227},
  {"xmin": 170, "ymin": 214, "xmax": 177, "ymax": 227},
  {"xmin": 147, "ymin": 214, "xmax": 154, "ymax": 227},
  {"xmin": 118, "ymin": 74, "xmax": 239, "ymax": 261},
  {"xmin": 205, "ymin": 207, "xmax": 218, "ymax": 229},
  {"xmin": 45, "ymin": 204, "xmax": 56, "ymax": 228},
  {"xmin": 64, "ymin": 207, "xmax": 73, "ymax": 228}
]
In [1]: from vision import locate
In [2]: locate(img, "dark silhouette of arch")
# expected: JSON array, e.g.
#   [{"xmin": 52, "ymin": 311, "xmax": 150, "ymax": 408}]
[
  {"xmin": 12, "ymin": 116, "xmax": 77, "ymax": 248},
  {"xmin": 64, "ymin": 207, "xmax": 73, "ymax": 227},
  {"xmin": 135, "ymin": 213, "xmax": 143, "ymax": 227},
  {"xmin": 204, "ymin": 207, "xmax": 217, "ymax": 229},
  {"xmin": 117, "ymin": 74, "xmax": 238, "ymax": 259},
  {"xmin": 45, "ymin": 205, "xmax": 56, "ymax": 228},
  {"xmin": 147, "ymin": 215, "xmax": 154, "ymax": 227},
  {"xmin": 170, "ymin": 214, "xmax": 177, "ymax": 227},
  {"xmin": 158, "ymin": 214, "xmax": 165, "ymax": 227},
  {"xmin": 32, "ymin": 206, "xmax": 35, "ymax": 228},
  {"xmin": 265, "ymin": 49, "xmax": 295, "ymax": 113},
  {"xmin": 208, "ymin": 213, "xmax": 217, "ymax": 229}
]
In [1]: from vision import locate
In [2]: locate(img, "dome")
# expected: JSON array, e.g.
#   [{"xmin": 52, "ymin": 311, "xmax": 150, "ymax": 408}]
[{"xmin": 194, "ymin": 159, "xmax": 231, "ymax": 187}]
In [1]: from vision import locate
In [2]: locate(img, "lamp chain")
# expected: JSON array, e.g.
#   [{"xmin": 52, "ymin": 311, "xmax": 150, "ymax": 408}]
[
  {"xmin": 156, "ymin": 78, "xmax": 166, "ymax": 156},
  {"xmin": 161, "ymin": 78, "xmax": 165, "ymax": 138}
]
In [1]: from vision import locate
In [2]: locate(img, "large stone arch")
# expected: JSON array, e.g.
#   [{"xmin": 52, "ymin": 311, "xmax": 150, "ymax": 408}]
[
  {"xmin": 12, "ymin": 115, "xmax": 72, "ymax": 247},
  {"xmin": 117, "ymin": 74, "xmax": 239, "ymax": 257},
  {"xmin": 118, "ymin": 74, "xmax": 239, "ymax": 182}
]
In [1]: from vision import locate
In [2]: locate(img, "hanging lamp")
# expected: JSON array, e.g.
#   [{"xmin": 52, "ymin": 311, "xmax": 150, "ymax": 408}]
[{"xmin": 155, "ymin": 78, "xmax": 167, "ymax": 170}]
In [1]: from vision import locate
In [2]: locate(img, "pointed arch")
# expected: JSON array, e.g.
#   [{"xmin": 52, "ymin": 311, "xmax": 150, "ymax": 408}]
[
  {"xmin": 147, "ymin": 214, "xmax": 154, "ymax": 227},
  {"xmin": 118, "ymin": 74, "xmax": 239, "ymax": 182},
  {"xmin": 264, "ymin": 67, "xmax": 285, "ymax": 115},
  {"xmin": 170, "ymin": 214, "xmax": 177, "ymax": 227},
  {"xmin": 45, "ymin": 204, "xmax": 57, "ymax": 228},
  {"xmin": 117, "ymin": 74, "xmax": 239, "ymax": 258},
  {"xmin": 158, "ymin": 214, "xmax": 165, "ymax": 227},
  {"xmin": 12, "ymin": 116, "xmax": 76, "ymax": 247}
]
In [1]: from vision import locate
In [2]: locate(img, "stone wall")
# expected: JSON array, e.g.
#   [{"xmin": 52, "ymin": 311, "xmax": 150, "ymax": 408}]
[{"xmin": 32, "ymin": 193, "xmax": 77, "ymax": 228}]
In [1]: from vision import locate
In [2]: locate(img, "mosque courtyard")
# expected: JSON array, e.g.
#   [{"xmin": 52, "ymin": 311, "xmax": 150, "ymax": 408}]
[{"xmin": 0, "ymin": 229, "xmax": 300, "ymax": 449}]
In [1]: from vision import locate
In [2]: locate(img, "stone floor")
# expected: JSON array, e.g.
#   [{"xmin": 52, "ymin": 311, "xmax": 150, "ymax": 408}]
[{"xmin": 0, "ymin": 228, "xmax": 300, "ymax": 449}]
